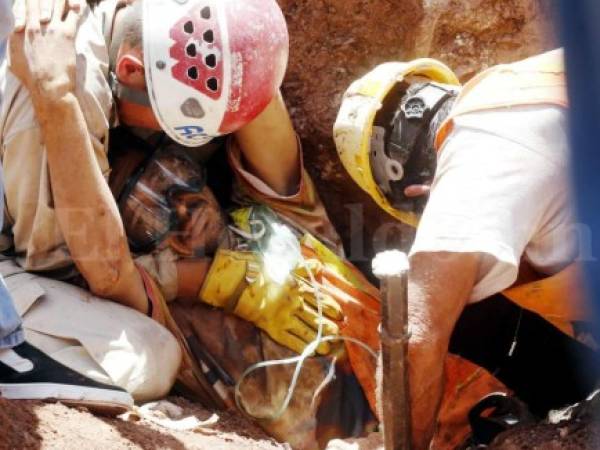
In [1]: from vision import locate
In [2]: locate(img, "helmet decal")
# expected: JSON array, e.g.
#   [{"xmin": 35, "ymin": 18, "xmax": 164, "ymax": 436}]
[
  {"xmin": 169, "ymin": 4, "xmax": 224, "ymax": 100},
  {"xmin": 143, "ymin": 0, "xmax": 289, "ymax": 146}
]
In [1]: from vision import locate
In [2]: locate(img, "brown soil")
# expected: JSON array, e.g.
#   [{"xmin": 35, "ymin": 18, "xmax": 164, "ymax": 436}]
[
  {"xmin": 0, "ymin": 396, "xmax": 287, "ymax": 450},
  {"xmin": 489, "ymin": 393, "xmax": 600, "ymax": 450}
]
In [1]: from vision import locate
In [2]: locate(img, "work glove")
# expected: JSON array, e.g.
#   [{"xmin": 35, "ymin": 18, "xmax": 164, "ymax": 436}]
[{"xmin": 198, "ymin": 249, "xmax": 343, "ymax": 355}]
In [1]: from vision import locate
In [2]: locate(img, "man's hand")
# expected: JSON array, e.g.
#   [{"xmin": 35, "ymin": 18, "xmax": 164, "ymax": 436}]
[
  {"xmin": 9, "ymin": 0, "xmax": 81, "ymax": 104},
  {"xmin": 13, "ymin": 0, "xmax": 81, "ymax": 31},
  {"xmin": 407, "ymin": 252, "xmax": 480, "ymax": 449}
]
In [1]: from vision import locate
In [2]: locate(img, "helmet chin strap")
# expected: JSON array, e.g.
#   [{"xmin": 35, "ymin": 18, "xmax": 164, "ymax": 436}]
[
  {"xmin": 102, "ymin": 0, "xmax": 152, "ymax": 109},
  {"xmin": 109, "ymin": 72, "xmax": 152, "ymax": 107},
  {"xmin": 370, "ymin": 82, "xmax": 458, "ymax": 214}
]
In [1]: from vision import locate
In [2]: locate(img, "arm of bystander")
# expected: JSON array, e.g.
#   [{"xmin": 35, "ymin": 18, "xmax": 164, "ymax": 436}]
[{"xmin": 8, "ymin": 0, "xmax": 148, "ymax": 313}]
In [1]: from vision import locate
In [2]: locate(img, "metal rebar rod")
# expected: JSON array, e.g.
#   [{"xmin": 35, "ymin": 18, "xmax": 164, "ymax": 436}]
[{"xmin": 373, "ymin": 250, "xmax": 411, "ymax": 450}]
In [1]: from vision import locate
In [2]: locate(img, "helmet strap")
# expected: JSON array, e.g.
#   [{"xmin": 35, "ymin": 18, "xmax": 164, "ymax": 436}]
[
  {"xmin": 109, "ymin": 71, "xmax": 152, "ymax": 108},
  {"xmin": 370, "ymin": 82, "xmax": 458, "ymax": 214},
  {"xmin": 387, "ymin": 82, "xmax": 458, "ymax": 165},
  {"xmin": 102, "ymin": 1, "xmax": 151, "ymax": 108}
]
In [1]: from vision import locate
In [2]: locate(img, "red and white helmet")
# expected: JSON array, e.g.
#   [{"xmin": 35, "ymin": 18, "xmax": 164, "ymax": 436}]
[{"xmin": 142, "ymin": 0, "xmax": 289, "ymax": 147}]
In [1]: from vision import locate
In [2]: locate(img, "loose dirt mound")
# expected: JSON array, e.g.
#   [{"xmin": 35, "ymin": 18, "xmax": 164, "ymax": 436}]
[
  {"xmin": 489, "ymin": 393, "xmax": 600, "ymax": 450},
  {"xmin": 0, "ymin": 397, "xmax": 286, "ymax": 450}
]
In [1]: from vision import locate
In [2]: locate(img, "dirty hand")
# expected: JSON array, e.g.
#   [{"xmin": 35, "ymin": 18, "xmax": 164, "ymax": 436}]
[
  {"xmin": 9, "ymin": 0, "xmax": 81, "ymax": 102},
  {"xmin": 12, "ymin": 0, "xmax": 81, "ymax": 31},
  {"xmin": 199, "ymin": 249, "xmax": 343, "ymax": 355}
]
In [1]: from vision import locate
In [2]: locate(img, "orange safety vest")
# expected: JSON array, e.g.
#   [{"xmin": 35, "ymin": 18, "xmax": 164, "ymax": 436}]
[
  {"xmin": 435, "ymin": 48, "xmax": 592, "ymax": 339},
  {"xmin": 302, "ymin": 235, "xmax": 510, "ymax": 449}
]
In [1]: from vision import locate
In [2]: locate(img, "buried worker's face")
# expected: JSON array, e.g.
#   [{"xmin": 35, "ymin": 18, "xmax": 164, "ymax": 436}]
[
  {"xmin": 118, "ymin": 147, "xmax": 226, "ymax": 256},
  {"xmin": 166, "ymin": 188, "xmax": 226, "ymax": 256}
]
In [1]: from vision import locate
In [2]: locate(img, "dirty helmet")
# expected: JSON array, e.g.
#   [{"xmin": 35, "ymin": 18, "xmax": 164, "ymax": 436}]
[
  {"xmin": 141, "ymin": 0, "xmax": 289, "ymax": 147},
  {"xmin": 333, "ymin": 59, "xmax": 460, "ymax": 227}
]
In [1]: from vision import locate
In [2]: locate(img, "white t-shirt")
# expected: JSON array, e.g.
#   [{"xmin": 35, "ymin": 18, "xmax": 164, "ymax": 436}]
[{"xmin": 410, "ymin": 105, "xmax": 580, "ymax": 302}]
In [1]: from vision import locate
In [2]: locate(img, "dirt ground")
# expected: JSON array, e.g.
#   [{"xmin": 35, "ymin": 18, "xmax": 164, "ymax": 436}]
[
  {"xmin": 0, "ymin": 397, "xmax": 288, "ymax": 450},
  {"xmin": 0, "ymin": 0, "xmax": 581, "ymax": 449}
]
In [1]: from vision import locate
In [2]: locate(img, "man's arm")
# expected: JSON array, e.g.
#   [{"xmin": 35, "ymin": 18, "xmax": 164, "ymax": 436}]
[
  {"xmin": 407, "ymin": 251, "xmax": 479, "ymax": 449},
  {"xmin": 234, "ymin": 91, "xmax": 300, "ymax": 196},
  {"xmin": 8, "ymin": 2, "xmax": 148, "ymax": 312}
]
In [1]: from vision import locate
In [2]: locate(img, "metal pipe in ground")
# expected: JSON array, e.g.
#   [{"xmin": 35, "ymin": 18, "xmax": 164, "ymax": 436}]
[{"xmin": 373, "ymin": 250, "xmax": 411, "ymax": 450}]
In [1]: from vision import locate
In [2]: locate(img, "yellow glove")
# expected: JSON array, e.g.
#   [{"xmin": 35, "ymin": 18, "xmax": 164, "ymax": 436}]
[{"xmin": 199, "ymin": 249, "xmax": 343, "ymax": 355}]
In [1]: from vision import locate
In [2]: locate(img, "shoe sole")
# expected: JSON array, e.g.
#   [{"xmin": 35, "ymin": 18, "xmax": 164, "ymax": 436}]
[{"xmin": 0, "ymin": 382, "xmax": 133, "ymax": 416}]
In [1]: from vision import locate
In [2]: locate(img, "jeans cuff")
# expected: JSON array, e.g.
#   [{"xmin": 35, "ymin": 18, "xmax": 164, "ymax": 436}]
[{"xmin": 0, "ymin": 327, "xmax": 24, "ymax": 349}]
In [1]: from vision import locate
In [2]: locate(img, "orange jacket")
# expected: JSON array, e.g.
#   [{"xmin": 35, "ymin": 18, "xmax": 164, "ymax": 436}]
[{"xmin": 301, "ymin": 235, "xmax": 510, "ymax": 449}]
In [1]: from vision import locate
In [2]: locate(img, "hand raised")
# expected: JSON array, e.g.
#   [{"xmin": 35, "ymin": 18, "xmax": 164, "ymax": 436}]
[
  {"xmin": 13, "ymin": 0, "xmax": 81, "ymax": 31},
  {"xmin": 9, "ymin": 0, "xmax": 82, "ymax": 103}
]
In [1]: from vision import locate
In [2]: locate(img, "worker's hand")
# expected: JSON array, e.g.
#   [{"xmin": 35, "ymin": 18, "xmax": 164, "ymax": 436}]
[
  {"xmin": 199, "ymin": 249, "xmax": 343, "ymax": 355},
  {"xmin": 404, "ymin": 184, "xmax": 431, "ymax": 198},
  {"xmin": 9, "ymin": 0, "xmax": 81, "ymax": 103},
  {"xmin": 12, "ymin": 0, "xmax": 81, "ymax": 31}
]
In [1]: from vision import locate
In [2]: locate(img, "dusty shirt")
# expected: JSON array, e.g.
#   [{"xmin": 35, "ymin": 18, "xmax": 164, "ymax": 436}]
[
  {"xmin": 0, "ymin": 5, "xmax": 112, "ymax": 272},
  {"xmin": 410, "ymin": 105, "xmax": 577, "ymax": 302},
  {"xmin": 227, "ymin": 136, "xmax": 342, "ymax": 254}
]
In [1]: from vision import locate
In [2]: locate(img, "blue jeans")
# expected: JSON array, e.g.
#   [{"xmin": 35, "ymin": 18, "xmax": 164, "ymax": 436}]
[
  {"xmin": 0, "ymin": 277, "xmax": 23, "ymax": 349},
  {"xmin": 0, "ymin": 2, "xmax": 23, "ymax": 350},
  {"xmin": 0, "ymin": 36, "xmax": 23, "ymax": 348}
]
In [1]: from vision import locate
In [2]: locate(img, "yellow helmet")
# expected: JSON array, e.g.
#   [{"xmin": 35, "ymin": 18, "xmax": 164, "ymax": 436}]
[{"xmin": 333, "ymin": 59, "xmax": 459, "ymax": 227}]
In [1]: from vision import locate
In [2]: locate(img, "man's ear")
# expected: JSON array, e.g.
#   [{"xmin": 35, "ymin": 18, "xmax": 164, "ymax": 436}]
[{"xmin": 115, "ymin": 54, "xmax": 146, "ymax": 90}]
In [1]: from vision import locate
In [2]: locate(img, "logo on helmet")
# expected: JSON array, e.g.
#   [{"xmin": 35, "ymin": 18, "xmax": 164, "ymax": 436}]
[
  {"xmin": 175, "ymin": 125, "xmax": 207, "ymax": 140},
  {"xmin": 169, "ymin": 4, "xmax": 223, "ymax": 100}
]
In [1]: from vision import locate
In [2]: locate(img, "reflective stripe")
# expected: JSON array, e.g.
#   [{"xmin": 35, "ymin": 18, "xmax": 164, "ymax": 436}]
[{"xmin": 435, "ymin": 49, "xmax": 567, "ymax": 151}]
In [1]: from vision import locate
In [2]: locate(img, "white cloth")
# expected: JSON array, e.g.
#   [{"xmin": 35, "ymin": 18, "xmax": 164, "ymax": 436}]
[
  {"xmin": 410, "ymin": 105, "xmax": 578, "ymax": 302},
  {"xmin": 0, "ymin": 259, "xmax": 181, "ymax": 401}
]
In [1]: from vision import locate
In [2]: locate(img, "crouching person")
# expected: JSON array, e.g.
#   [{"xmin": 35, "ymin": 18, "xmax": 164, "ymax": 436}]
[{"xmin": 0, "ymin": 0, "xmax": 181, "ymax": 405}]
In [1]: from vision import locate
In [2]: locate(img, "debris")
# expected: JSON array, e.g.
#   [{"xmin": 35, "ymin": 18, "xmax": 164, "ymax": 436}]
[{"xmin": 119, "ymin": 400, "xmax": 220, "ymax": 433}]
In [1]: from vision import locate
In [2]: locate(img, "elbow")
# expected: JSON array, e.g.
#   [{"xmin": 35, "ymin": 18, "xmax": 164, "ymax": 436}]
[
  {"xmin": 85, "ymin": 251, "xmax": 133, "ymax": 300},
  {"xmin": 86, "ymin": 262, "xmax": 125, "ymax": 300},
  {"xmin": 77, "ymin": 241, "xmax": 135, "ymax": 299},
  {"xmin": 84, "ymin": 257, "xmax": 148, "ymax": 314}
]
